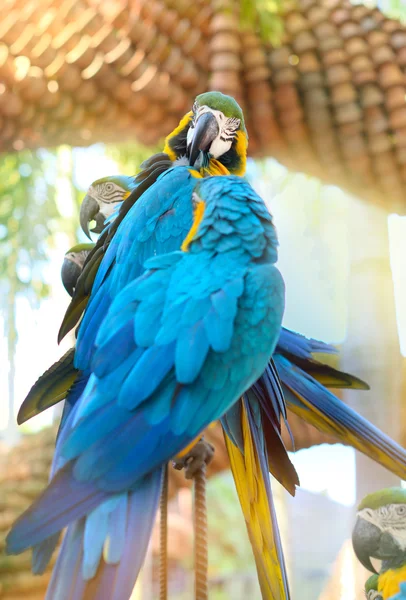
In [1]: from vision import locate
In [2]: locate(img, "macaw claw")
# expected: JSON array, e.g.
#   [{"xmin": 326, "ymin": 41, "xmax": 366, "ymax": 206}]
[
  {"xmin": 172, "ymin": 439, "xmax": 215, "ymax": 479},
  {"xmin": 367, "ymin": 593, "xmax": 383, "ymax": 600}
]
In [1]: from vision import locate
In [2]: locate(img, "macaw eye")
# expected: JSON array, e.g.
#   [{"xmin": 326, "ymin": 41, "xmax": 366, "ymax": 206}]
[
  {"xmin": 105, "ymin": 183, "xmax": 114, "ymax": 192},
  {"xmin": 396, "ymin": 505, "xmax": 406, "ymax": 516}
]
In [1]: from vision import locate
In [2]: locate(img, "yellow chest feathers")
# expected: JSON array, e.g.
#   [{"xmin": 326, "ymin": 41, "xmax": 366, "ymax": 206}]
[{"xmin": 379, "ymin": 564, "xmax": 406, "ymax": 598}]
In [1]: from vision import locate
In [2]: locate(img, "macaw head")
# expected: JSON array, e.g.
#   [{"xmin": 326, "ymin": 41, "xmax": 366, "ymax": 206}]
[
  {"xmin": 61, "ymin": 243, "xmax": 94, "ymax": 297},
  {"xmin": 164, "ymin": 91, "xmax": 248, "ymax": 176},
  {"xmin": 79, "ymin": 175, "xmax": 136, "ymax": 239},
  {"xmin": 352, "ymin": 487, "xmax": 406, "ymax": 574}
]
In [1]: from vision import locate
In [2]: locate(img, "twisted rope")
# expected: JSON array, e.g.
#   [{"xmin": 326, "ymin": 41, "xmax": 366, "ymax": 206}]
[
  {"xmin": 159, "ymin": 464, "xmax": 169, "ymax": 600},
  {"xmin": 194, "ymin": 462, "xmax": 208, "ymax": 600}
]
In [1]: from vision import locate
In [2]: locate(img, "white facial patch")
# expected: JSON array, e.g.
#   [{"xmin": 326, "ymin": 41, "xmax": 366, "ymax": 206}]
[
  {"xmin": 89, "ymin": 182, "xmax": 127, "ymax": 217},
  {"xmin": 358, "ymin": 505, "xmax": 406, "ymax": 550},
  {"xmin": 188, "ymin": 105, "xmax": 241, "ymax": 159},
  {"xmin": 66, "ymin": 251, "xmax": 88, "ymax": 269}
]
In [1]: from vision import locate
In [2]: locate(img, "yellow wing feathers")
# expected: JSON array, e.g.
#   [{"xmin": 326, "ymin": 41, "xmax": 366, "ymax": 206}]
[{"xmin": 224, "ymin": 402, "xmax": 289, "ymax": 600}]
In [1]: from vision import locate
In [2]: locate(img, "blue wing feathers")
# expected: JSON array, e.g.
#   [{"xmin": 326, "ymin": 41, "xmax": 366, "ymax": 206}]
[
  {"xmin": 8, "ymin": 170, "xmax": 289, "ymax": 599},
  {"xmin": 175, "ymin": 320, "xmax": 210, "ymax": 383},
  {"xmin": 118, "ymin": 343, "xmax": 176, "ymax": 407}
]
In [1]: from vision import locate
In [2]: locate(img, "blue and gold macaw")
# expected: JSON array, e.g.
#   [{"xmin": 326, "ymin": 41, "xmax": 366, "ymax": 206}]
[
  {"xmin": 353, "ymin": 488, "xmax": 406, "ymax": 600},
  {"xmin": 8, "ymin": 169, "xmax": 288, "ymax": 599},
  {"xmin": 78, "ymin": 177, "xmax": 137, "ymax": 239}
]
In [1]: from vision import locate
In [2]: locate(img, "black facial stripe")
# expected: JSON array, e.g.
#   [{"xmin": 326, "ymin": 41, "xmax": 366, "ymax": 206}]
[
  {"xmin": 220, "ymin": 134, "xmax": 235, "ymax": 142},
  {"xmin": 99, "ymin": 189, "xmax": 124, "ymax": 203}
]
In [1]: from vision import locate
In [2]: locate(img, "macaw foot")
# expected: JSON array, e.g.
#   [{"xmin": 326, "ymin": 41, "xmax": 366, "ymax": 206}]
[
  {"xmin": 172, "ymin": 438, "xmax": 215, "ymax": 480},
  {"xmin": 367, "ymin": 593, "xmax": 383, "ymax": 600}
]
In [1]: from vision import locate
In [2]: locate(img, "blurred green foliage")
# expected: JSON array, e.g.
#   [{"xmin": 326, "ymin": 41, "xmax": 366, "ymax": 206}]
[
  {"xmin": 240, "ymin": 0, "xmax": 284, "ymax": 45},
  {"xmin": 106, "ymin": 142, "xmax": 161, "ymax": 176},
  {"xmin": 207, "ymin": 473, "xmax": 256, "ymax": 575},
  {"xmin": 379, "ymin": 0, "xmax": 406, "ymax": 20},
  {"xmin": 0, "ymin": 150, "xmax": 58, "ymax": 300}
]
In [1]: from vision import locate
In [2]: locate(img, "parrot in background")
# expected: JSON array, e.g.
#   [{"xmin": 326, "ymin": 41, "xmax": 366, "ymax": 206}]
[
  {"xmin": 353, "ymin": 488, "xmax": 406, "ymax": 600},
  {"xmin": 77, "ymin": 176, "xmax": 136, "ymax": 239},
  {"xmin": 78, "ymin": 176, "xmax": 137, "ymax": 239},
  {"xmin": 62, "ymin": 244, "xmax": 95, "ymax": 296},
  {"xmin": 7, "ymin": 170, "xmax": 289, "ymax": 599}
]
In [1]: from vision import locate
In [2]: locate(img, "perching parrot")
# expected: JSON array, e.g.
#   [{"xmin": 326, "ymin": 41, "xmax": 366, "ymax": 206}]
[
  {"xmin": 7, "ymin": 169, "xmax": 288, "ymax": 599},
  {"xmin": 62, "ymin": 244, "xmax": 96, "ymax": 296},
  {"xmin": 17, "ymin": 91, "xmax": 298, "ymax": 600},
  {"xmin": 353, "ymin": 488, "xmax": 406, "ymax": 600}
]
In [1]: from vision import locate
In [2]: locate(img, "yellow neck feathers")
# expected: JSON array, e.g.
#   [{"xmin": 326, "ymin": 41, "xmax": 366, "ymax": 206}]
[
  {"xmin": 201, "ymin": 159, "xmax": 230, "ymax": 177},
  {"xmin": 163, "ymin": 111, "xmax": 193, "ymax": 161},
  {"xmin": 181, "ymin": 199, "xmax": 205, "ymax": 252},
  {"xmin": 379, "ymin": 564, "xmax": 406, "ymax": 598}
]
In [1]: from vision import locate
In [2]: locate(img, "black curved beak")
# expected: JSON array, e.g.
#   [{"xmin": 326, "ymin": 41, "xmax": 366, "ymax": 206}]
[
  {"xmin": 80, "ymin": 194, "xmax": 99, "ymax": 239},
  {"xmin": 91, "ymin": 211, "xmax": 106, "ymax": 234},
  {"xmin": 61, "ymin": 257, "xmax": 82, "ymax": 297},
  {"xmin": 188, "ymin": 112, "xmax": 219, "ymax": 167},
  {"xmin": 352, "ymin": 517, "xmax": 381, "ymax": 573}
]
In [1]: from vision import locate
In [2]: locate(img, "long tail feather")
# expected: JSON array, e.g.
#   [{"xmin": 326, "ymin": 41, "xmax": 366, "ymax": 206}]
[
  {"xmin": 243, "ymin": 363, "xmax": 299, "ymax": 495},
  {"xmin": 6, "ymin": 464, "xmax": 108, "ymax": 554},
  {"xmin": 31, "ymin": 374, "xmax": 90, "ymax": 574},
  {"xmin": 275, "ymin": 355, "xmax": 406, "ymax": 479},
  {"xmin": 223, "ymin": 398, "xmax": 290, "ymax": 600},
  {"xmin": 284, "ymin": 359, "xmax": 369, "ymax": 390},
  {"xmin": 45, "ymin": 469, "xmax": 162, "ymax": 600},
  {"xmin": 276, "ymin": 329, "xmax": 369, "ymax": 390}
]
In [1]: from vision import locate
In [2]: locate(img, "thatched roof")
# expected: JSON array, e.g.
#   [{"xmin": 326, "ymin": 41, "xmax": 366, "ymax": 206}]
[{"xmin": 1, "ymin": 0, "xmax": 406, "ymax": 211}]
